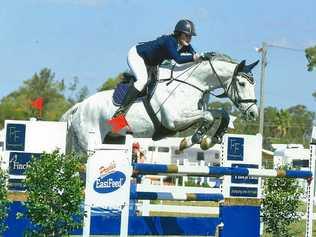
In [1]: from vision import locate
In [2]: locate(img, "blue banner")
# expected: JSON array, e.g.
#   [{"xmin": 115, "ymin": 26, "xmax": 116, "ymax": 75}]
[
  {"xmin": 7, "ymin": 179, "xmax": 25, "ymax": 191},
  {"xmin": 9, "ymin": 152, "xmax": 41, "ymax": 175},
  {"xmin": 5, "ymin": 123, "xmax": 26, "ymax": 151},
  {"xmin": 230, "ymin": 186, "xmax": 258, "ymax": 198},
  {"xmin": 231, "ymin": 164, "xmax": 259, "ymax": 184},
  {"xmin": 227, "ymin": 137, "xmax": 244, "ymax": 161}
]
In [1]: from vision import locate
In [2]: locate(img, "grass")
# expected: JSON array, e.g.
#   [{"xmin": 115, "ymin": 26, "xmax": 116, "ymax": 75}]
[
  {"xmin": 262, "ymin": 220, "xmax": 316, "ymax": 237},
  {"xmin": 150, "ymin": 200, "xmax": 219, "ymax": 207}
]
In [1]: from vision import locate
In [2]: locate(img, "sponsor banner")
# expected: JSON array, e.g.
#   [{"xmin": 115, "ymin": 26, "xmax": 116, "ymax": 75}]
[
  {"xmin": 227, "ymin": 137, "xmax": 244, "ymax": 161},
  {"xmin": 9, "ymin": 152, "xmax": 41, "ymax": 175},
  {"xmin": 8, "ymin": 178, "xmax": 25, "ymax": 192},
  {"xmin": 5, "ymin": 123, "xmax": 26, "ymax": 151},
  {"xmin": 230, "ymin": 186, "xmax": 258, "ymax": 198},
  {"xmin": 231, "ymin": 164, "xmax": 259, "ymax": 184},
  {"xmin": 4, "ymin": 120, "xmax": 67, "ymax": 154},
  {"xmin": 93, "ymin": 168, "xmax": 126, "ymax": 194},
  {"xmin": 85, "ymin": 148, "xmax": 132, "ymax": 208},
  {"xmin": 221, "ymin": 134, "xmax": 262, "ymax": 199}
]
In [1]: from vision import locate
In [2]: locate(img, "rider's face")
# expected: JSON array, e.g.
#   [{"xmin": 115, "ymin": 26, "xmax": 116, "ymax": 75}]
[{"xmin": 179, "ymin": 33, "xmax": 192, "ymax": 46}]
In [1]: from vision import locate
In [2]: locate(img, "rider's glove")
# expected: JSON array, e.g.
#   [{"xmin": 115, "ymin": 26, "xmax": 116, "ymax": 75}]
[
  {"xmin": 200, "ymin": 52, "xmax": 217, "ymax": 61},
  {"xmin": 193, "ymin": 53, "xmax": 203, "ymax": 62}
]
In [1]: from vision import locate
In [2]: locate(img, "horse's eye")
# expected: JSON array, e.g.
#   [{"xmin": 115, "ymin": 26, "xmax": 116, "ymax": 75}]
[{"xmin": 238, "ymin": 81, "xmax": 245, "ymax": 87}]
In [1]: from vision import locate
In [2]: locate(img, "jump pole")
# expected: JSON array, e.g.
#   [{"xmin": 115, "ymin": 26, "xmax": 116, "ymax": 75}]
[{"xmin": 82, "ymin": 131, "xmax": 314, "ymax": 237}]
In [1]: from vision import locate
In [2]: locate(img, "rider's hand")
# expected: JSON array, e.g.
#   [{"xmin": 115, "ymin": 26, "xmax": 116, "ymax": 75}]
[
  {"xmin": 202, "ymin": 52, "xmax": 217, "ymax": 60},
  {"xmin": 194, "ymin": 53, "xmax": 203, "ymax": 62}
]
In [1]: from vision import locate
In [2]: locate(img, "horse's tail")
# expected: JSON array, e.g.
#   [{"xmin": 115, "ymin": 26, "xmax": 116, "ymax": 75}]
[
  {"xmin": 60, "ymin": 103, "xmax": 80, "ymax": 124},
  {"xmin": 60, "ymin": 103, "xmax": 81, "ymax": 153}
]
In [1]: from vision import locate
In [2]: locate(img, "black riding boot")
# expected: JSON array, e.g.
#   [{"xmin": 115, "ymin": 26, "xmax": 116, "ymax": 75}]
[{"xmin": 113, "ymin": 85, "xmax": 140, "ymax": 118}]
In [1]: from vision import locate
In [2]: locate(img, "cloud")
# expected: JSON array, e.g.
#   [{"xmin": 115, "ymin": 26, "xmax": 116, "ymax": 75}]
[
  {"xmin": 269, "ymin": 38, "xmax": 291, "ymax": 48},
  {"xmin": 269, "ymin": 38, "xmax": 316, "ymax": 50}
]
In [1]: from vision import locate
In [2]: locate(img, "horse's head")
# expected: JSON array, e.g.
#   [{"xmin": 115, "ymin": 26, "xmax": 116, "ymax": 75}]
[{"xmin": 227, "ymin": 60, "xmax": 259, "ymax": 120}]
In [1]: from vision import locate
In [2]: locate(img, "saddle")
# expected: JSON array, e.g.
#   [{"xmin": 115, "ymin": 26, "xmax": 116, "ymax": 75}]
[
  {"xmin": 112, "ymin": 68, "xmax": 177, "ymax": 140},
  {"xmin": 112, "ymin": 72, "xmax": 157, "ymax": 106}
]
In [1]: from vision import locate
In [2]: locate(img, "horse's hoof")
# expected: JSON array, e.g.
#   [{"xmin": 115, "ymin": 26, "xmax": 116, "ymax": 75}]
[
  {"xmin": 179, "ymin": 138, "xmax": 188, "ymax": 151},
  {"xmin": 200, "ymin": 137, "xmax": 214, "ymax": 150}
]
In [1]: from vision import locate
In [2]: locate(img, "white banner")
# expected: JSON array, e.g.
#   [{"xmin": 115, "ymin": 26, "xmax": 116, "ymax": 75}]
[{"xmin": 85, "ymin": 148, "xmax": 132, "ymax": 208}]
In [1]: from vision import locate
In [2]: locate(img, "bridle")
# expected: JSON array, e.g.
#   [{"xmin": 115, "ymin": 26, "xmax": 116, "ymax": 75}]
[
  {"xmin": 160, "ymin": 58, "xmax": 257, "ymax": 114},
  {"xmin": 207, "ymin": 59, "xmax": 257, "ymax": 114}
]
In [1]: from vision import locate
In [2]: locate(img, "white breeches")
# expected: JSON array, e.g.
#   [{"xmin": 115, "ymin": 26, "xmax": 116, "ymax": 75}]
[{"xmin": 127, "ymin": 46, "xmax": 148, "ymax": 91}]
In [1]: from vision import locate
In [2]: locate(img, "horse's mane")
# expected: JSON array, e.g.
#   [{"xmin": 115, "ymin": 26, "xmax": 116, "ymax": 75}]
[
  {"xmin": 211, "ymin": 53, "xmax": 238, "ymax": 64},
  {"xmin": 160, "ymin": 52, "xmax": 238, "ymax": 69}
]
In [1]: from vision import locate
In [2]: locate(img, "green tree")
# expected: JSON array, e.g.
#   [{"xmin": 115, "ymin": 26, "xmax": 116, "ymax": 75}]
[
  {"xmin": 287, "ymin": 105, "xmax": 314, "ymax": 145},
  {"xmin": 262, "ymin": 169, "xmax": 304, "ymax": 237},
  {"xmin": 98, "ymin": 73, "xmax": 124, "ymax": 91},
  {"xmin": 21, "ymin": 151, "xmax": 85, "ymax": 236},
  {"xmin": 207, "ymin": 102, "xmax": 314, "ymax": 149},
  {"xmin": 0, "ymin": 68, "xmax": 89, "ymax": 129},
  {"xmin": 67, "ymin": 77, "xmax": 89, "ymax": 104},
  {"xmin": 208, "ymin": 101, "xmax": 233, "ymax": 113},
  {"xmin": 0, "ymin": 68, "xmax": 70, "ymax": 127},
  {"xmin": 263, "ymin": 105, "xmax": 314, "ymax": 146},
  {"xmin": 0, "ymin": 168, "xmax": 9, "ymax": 234},
  {"xmin": 305, "ymin": 46, "xmax": 316, "ymax": 71}
]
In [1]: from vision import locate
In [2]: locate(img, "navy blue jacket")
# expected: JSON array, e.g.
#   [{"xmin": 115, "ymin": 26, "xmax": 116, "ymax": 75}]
[{"xmin": 136, "ymin": 35, "xmax": 195, "ymax": 66}]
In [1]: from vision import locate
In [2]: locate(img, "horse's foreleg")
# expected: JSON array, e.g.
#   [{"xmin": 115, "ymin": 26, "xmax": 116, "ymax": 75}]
[{"xmin": 200, "ymin": 110, "xmax": 230, "ymax": 150}]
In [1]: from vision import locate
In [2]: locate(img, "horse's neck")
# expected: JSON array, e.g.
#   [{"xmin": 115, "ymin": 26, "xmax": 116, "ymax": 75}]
[
  {"xmin": 159, "ymin": 62, "xmax": 211, "ymax": 91},
  {"xmin": 172, "ymin": 61, "xmax": 235, "ymax": 90},
  {"xmin": 158, "ymin": 60, "xmax": 236, "ymax": 96}
]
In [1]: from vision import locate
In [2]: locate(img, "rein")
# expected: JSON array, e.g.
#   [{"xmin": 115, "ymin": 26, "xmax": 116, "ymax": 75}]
[
  {"xmin": 157, "ymin": 58, "xmax": 257, "ymax": 115},
  {"xmin": 154, "ymin": 62, "xmax": 206, "ymax": 114},
  {"xmin": 160, "ymin": 62, "xmax": 204, "ymax": 93},
  {"xmin": 207, "ymin": 59, "xmax": 257, "ymax": 113}
]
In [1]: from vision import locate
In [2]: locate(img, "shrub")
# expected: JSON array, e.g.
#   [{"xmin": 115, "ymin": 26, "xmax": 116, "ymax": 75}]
[
  {"xmin": 0, "ymin": 168, "xmax": 9, "ymax": 234},
  {"xmin": 22, "ymin": 151, "xmax": 85, "ymax": 236},
  {"xmin": 262, "ymin": 168, "xmax": 304, "ymax": 237}
]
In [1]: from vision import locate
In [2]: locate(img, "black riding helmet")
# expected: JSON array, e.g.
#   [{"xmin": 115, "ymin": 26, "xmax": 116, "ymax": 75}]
[{"xmin": 174, "ymin": 19, "xmax": 197, "ymax": 36}]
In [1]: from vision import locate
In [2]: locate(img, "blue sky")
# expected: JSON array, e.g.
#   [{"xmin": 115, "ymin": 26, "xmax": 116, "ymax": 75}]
[{"xmin": 0, "ymin": 0, "xmax": 315, "ymax": 111}]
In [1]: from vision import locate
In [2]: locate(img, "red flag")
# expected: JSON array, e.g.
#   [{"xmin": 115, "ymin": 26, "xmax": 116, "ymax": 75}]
[
  {"xmin": 106, "ymin": 114, "xmax": 129, "ymax": 133},
  {"xmin": 31, "ymin": 97, "xmax": 44, "ymax": 111}
]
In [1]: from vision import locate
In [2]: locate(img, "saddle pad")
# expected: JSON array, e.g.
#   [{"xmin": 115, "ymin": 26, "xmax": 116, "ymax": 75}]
[
  {"xmin": 112, "ymin": 80, "xmax": 158, "ymax": 106},
  {"xmin": 112, "ymin": 83, "xmax": 143, "ymax": 106}
]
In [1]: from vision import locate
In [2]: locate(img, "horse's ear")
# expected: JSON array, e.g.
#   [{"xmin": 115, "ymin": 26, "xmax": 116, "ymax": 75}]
[
  {"xmin": 244, "ymin": 60, "xmax": 259, "ymax": 73},
  {"xmin": 236, "ymin": 60, "xmax": 246, "ymax": 73}
]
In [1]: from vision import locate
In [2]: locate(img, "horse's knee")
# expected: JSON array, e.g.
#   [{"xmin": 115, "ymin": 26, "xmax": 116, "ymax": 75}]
[{"xmin": 202, "ymin": 111, "xmax": 214, "ymax": 123}]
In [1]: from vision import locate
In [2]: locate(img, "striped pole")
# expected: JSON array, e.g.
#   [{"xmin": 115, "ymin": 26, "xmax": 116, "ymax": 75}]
[
  {"xmin": 130, "ymin": 191, "xmax": 224, "ymax": 202},
  {"xmin": 133, "ymin": 164, "xmax": 312, "ymax": 179}
]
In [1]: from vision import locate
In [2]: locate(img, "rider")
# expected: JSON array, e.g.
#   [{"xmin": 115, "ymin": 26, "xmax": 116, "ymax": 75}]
[{"xmin": 112, "ymin": 19, "xmax": 203, "ymax": 118}]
